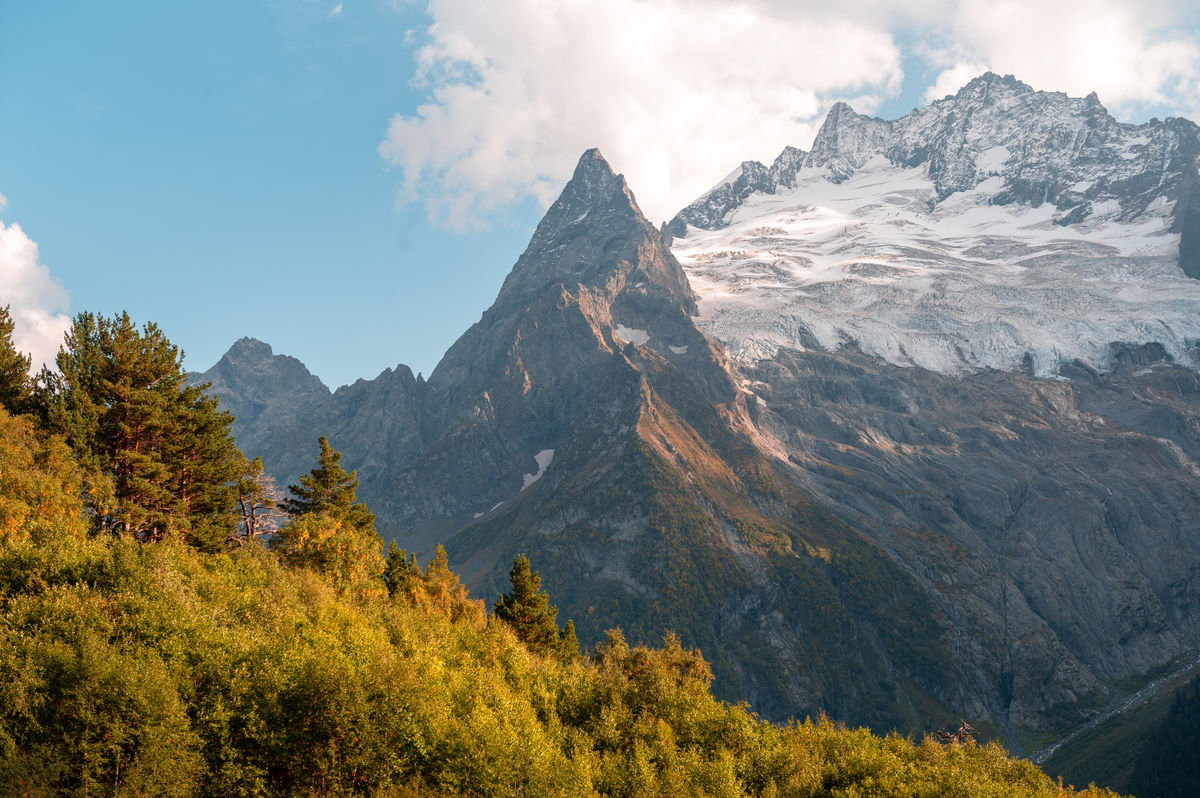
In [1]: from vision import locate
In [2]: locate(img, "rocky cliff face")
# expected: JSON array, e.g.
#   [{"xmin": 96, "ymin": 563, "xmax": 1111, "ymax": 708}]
[{"xmin": 198, "ymin": 79, "xmax": 1200, "ymax": 752}]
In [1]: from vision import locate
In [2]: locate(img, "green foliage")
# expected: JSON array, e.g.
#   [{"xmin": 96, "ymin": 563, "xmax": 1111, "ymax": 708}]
[
  {"xmin": 0, "ymin": 305, "xmax": 32, "ymax": 414},
  {"xmin": 0, "ymin": 407, "xmax": 89, "ymax": 544},
  {"xmin": 272, "ymin": 510, "xmax": 385, "ymax": 600},
  {"xmin": 494, "ymin": 554, "xmax": 561, "ymax": 655},
  {"xmin": 281, "ymin": 435, "xmax": 376, "ymax": 535},
  {"xmin": 0, "ymin": 416, "xmax": 1124, "ymax": 797},
  {"xmin": 383, "ymin": 540, "xmax": 420, "ymax": 598},
  {"xmin": 559, "ymin": 618, "xmax": 581, "ymax": 663},
  {"xmin": 1128, "ymin": 674, "xmax": 1200, "ymax": 798},
  {"xmin": 35, "ymin": 311, "xmax": 242, "ymax": 548}
]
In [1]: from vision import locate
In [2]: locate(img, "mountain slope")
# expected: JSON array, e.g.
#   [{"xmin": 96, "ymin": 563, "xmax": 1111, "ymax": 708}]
[
  {"xmin": 200, "ymin": 79, "xmax": 1200, "ymax": 757},
  {"xmin": 668, "ymin": 73, "xmax": 1200, "ymax": 375}
]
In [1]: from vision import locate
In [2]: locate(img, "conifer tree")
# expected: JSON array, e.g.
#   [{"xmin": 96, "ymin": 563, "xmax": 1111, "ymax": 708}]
[
  {"xmin": 494, "ymin": 554, "xmax": 561, "ymax": 654},
  {"xmin": 0, "ymin": 305, "xmax": 32, "ymax": 414},
  {"xmin": 281, "ymin": 436, "xmax": 375, "ymax": 534},
  {"xmin": 383, "ymin": 541, "xmax": 420, "ymax": 599},
  {"xmin": 558, "ymin": 618, "xmax": 581, "ymax": 662},
  {"xmin": 36, "ymin": 311, "xmax": 242, "ymax": 546}
]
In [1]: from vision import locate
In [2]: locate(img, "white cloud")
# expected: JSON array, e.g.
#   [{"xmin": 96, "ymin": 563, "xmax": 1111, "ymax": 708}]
[
  {"xmin": 922, "ymin": 61, "xmax": 989, "ymax": 104},
  {"xmin": 0, "ymin": 217, "xmax": 71, "ymax": 373},
  {"xmin": 0, "ymin": 192, "xmax": 7, "ymax": 213},
  {"xmin": 328, "ymin": 3, "xmax": 343, "ymax": 18},
  {"xmin": 380, "ymin": 0, "xmax": 903, "ymax": 227},
  {"xmin": 381, "ymin": 0, "xmax": 1200, "ymax": 229},
  {"xmin": 917, "ymin": 0, "xmax": 1200, "ymax": 117}
]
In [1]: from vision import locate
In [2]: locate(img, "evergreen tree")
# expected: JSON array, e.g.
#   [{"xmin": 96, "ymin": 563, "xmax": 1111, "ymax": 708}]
[
  {"xmin": 558, "ymin": 618, "xmax": 581, "ymax": 662},
  {"xmin": 383, "ymin": 541, "xmax": 420, "ymax": 599},
  {"xmin": 0, "ymin": 305, "xmax": 32, "ymax": 414},
  {"xmin": 36, "ymin": 311, "xmax": 242, "ymax": 546},
  {"xmin": 281, "ymin": 436, "xmax": 375, "ymax": 534},
  {"xmin": 494, "ymin": 554, "xmax": 560, "ymax": 654}
]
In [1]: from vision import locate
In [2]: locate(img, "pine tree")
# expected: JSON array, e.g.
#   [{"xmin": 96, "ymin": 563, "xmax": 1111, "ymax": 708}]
[
  {"xmin": 0, "ymin": 305, "xmax": 32, "ymax": 414},
  {"xmin": 232, "ymin": 455, "xmax": 283, "ymax": 546},
  {"xmin": 383, "ymin": 541, "xmax": 420, "ymax": 598},
  {"xmin": 558, "ymin": 619, "xmax": 581, "ymax": 662},
  {"xmin": 493, "ymin": 554, "xmax": 560, "ymax": 654},
  {"xmin": 281, "ymin": 436, "xmax": 375, "ymax": 534},
  {"xmin": 36, "ymin": 311, "xmax": 242, "ymax": 546}
]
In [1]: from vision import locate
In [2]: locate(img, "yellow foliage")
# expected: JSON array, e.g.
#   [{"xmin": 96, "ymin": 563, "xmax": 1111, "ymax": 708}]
[
  {"xmin": 0, "ymin": 408, "xmax": 88, "ymax": 543},
  {"xmin": 273, "ymin": 510, "xmax": 386, "ymax": 601}
]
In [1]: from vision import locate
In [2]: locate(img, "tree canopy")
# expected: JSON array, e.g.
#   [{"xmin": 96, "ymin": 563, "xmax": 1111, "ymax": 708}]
[
  {"xmin": 0, "ymin": 305, "xmax": 32, "ymax": 414},
  {"xmin": 494, "ymin": 553, "xmax": 562, "ymax": 655},
  {"xmin": 280, "ymin": 435, "xmax": 376, "ymax": 534},
  {"xmin": 35, "ymin": 311, "xmax": 242, "ymax": 548}
]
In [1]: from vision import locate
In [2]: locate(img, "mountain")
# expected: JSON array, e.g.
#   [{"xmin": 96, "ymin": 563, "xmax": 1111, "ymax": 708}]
[
  {"xmin": 667, "ymin": 72, "xmax": 1200, "ymax": 376},
  {"xmin": 196, "ymin": 76, "xmax": 1200, "ymax": 758}
]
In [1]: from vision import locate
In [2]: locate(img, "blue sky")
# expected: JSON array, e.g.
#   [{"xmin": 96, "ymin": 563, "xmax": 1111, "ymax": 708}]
[{"xmin": 2, "ymin": 0, "xmax": 1197, "ymax": 387}]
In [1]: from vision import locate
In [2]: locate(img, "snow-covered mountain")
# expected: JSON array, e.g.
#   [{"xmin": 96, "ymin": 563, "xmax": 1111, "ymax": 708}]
[
  {"xmin": 199, "ymin": 78, "xmax": 1200, "ymax": 762},
  {"xmin": 667, "ymin": 73, "xmax": 1200, "ymax": 376}
]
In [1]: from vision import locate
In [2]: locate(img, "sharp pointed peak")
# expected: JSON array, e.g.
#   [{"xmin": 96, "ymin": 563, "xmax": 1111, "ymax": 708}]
[
  {"xmin": 558, "ymin": 147, "xmax": 636, "ymax": 212},
  {"xmin": 827, "ymin": 99, "xmax": 857, "ymax": 116},
  {"xmin": 575, "ymin": 147, "xmax": 616, "ymax": 174},
  {"xmin": 522, "ymin": 148, "xmax": 647, "ymax": 251}
]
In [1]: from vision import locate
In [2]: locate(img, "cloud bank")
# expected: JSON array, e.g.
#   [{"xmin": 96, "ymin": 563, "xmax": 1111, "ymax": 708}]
[
  {"xmin": 0, "ymin": 211, "xmax": 72, "ymax": 373},
  {"xmin": 381, "ymin": 0, "xmax": 1200, "ymax": 228}
]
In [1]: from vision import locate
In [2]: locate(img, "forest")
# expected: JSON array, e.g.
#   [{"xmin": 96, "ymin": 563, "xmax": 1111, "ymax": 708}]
[{"xmin": 0, "ymin": 306, "xmax": 1123, "ymax": 795}]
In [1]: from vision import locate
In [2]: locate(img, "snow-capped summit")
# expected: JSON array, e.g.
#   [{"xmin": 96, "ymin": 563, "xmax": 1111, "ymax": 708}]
[{"xmin": 668, "ymin": 74, "xmax": 1200, "ymax": 376}]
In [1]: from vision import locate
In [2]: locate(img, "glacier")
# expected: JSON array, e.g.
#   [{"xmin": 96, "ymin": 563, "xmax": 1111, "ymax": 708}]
[{"xmin": 668, "ymin": 74, "xmax": 1200, "ymax": 377}]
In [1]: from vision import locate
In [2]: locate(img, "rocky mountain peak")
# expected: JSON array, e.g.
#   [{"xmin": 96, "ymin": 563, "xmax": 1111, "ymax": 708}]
[
  {"xmin": 494, "ymin": 148, "xmax": 696, "ymax": 313},
  {"xmin": 807, "ymin": 101, "xmax": 892, "ymax": 180},
  {"xmin": 221, "ymin": 336, "xmax": 277, "ymax": 364},
  {"xmin": 519, "ymin": 148, "xmax": 641, "ymax": 256},
  {"xmin": 956, "ymin": 71, "xmax": 1030, "ymax": 98},
  {"xmin": 670, "ymin": 73, "xmax": 1200, "ymax": 280}
]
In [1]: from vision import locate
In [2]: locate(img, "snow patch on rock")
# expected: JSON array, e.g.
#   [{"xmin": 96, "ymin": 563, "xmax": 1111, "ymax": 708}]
[
  {"xmin": 613, "ymin": 325, "xmax": 650, "ymax": 346},
  {"xmin": 522, "ymin": 449, "xmax": 555, "ymax": 489}
]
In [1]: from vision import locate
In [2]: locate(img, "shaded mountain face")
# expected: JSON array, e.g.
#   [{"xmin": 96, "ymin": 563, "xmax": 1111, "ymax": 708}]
[{"xmin": 198, "ymin": 81, "xmax": 1200, "ymax": 753}]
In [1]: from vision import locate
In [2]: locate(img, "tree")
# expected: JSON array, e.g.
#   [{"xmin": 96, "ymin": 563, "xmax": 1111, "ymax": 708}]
[
  {"xmin": 558, "ymin": 619, "xmax": 581, "ymax": 662},
  {"xmin": 0, "ymin": 407, "xmax": 89, "ymax": 543},
  {"xmin": 281, "ymin": 436, "xmax": 375, "ymax": 535},
  {"xmin": 231, "ymin": 455, "xmax": 283, "ymax": 547},
  {"xmin": 272, "ymin": 510, "xmax": 384, "ymax": 599},
  {"xmin": 493, "ymin": 554, "xmax": 560, "ymax": 654},
  {"xmin": 0, "ymin": 305, "xmax": 32, "ymax": 414},
  {"xmin": 35, "ymin": 311, "xmax": 242, "ymax": 547},
  {"xmin": 383, "ymin": 541, "xmax": 420, "ymax": 599}
]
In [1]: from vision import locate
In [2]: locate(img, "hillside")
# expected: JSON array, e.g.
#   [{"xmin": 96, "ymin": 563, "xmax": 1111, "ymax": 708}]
[
  {"xmin": 199, "ymin": 92, "xmax": 1200, "ymax": 752},
  {"xmin": 0, "ymin": 405, "xmax": 1121, "ymax": 797}
]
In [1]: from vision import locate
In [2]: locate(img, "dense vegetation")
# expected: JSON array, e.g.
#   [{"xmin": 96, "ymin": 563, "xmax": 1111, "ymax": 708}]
[
  {"xmin": 1127, "ymin": 674, "xmax": 1200, "ymax": 798},
  {"xmin": 0, "ymin": 308, "xmax": 1124, "ymax": 795}
]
